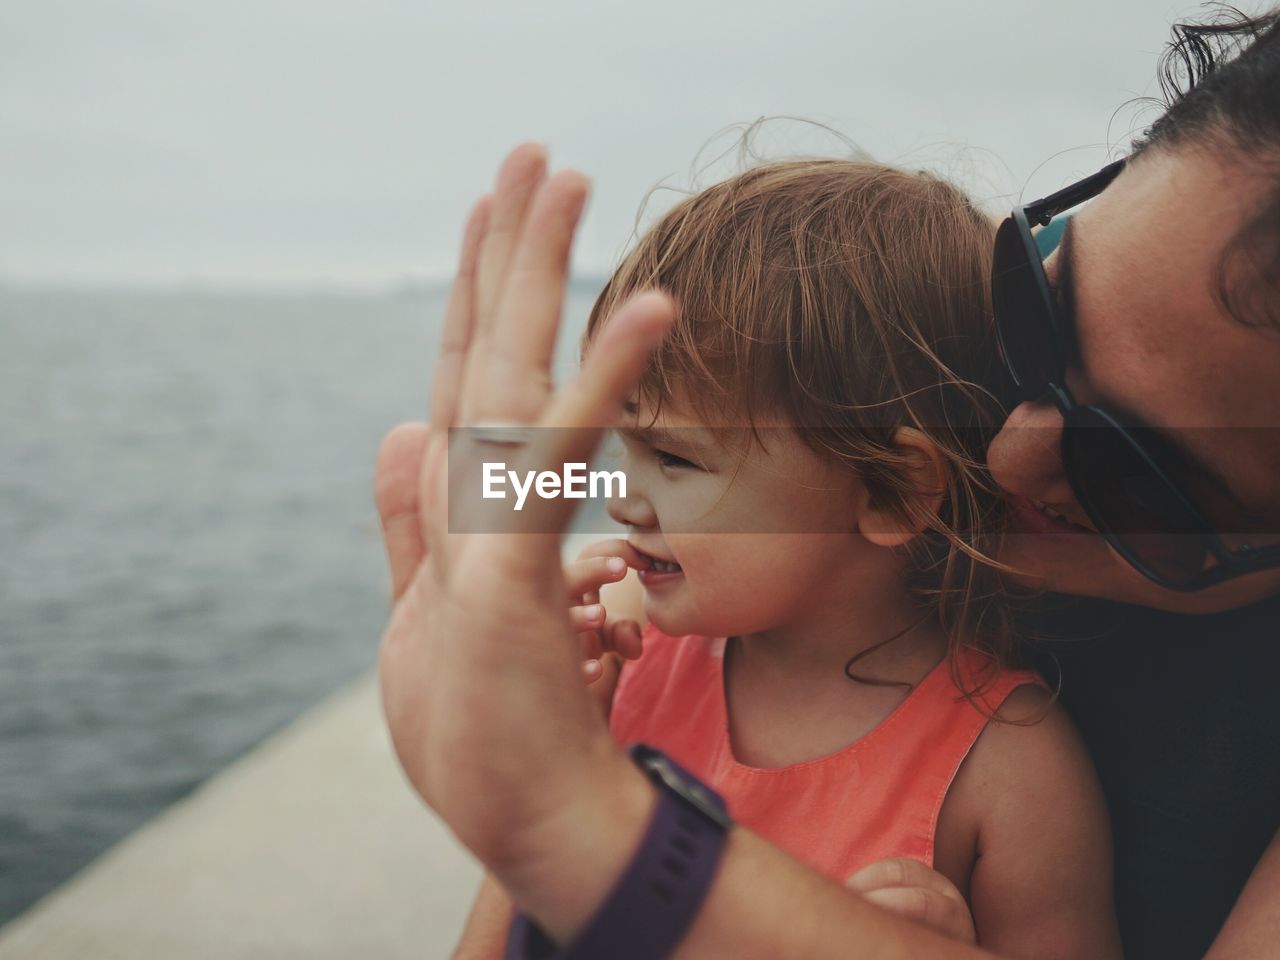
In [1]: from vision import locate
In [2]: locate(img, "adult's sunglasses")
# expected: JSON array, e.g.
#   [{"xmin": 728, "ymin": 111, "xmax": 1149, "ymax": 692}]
[{"xmin": 992, "ymin": 158, "xmax": 1280, "ymax": 591}]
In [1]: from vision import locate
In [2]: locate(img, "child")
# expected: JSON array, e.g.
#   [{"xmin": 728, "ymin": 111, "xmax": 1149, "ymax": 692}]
[{"xmin": 453, "ymin": 160, "xmax": 1122, "ymax": 960}]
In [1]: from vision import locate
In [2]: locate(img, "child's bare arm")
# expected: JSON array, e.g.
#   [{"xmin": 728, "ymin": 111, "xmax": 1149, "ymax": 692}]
[
  {"xmin": 452, "ymin": 874, "xmax": 515, "ymax": 960},
  {"xmin": 946, "ymin": 686, "xmax": 1123, "ymax": 960}
]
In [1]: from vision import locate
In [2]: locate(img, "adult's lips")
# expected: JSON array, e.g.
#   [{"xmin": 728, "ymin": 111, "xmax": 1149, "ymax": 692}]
[{"xmin": 1007, "ymin": 495, "xmax": 1098, "ymax": 537}]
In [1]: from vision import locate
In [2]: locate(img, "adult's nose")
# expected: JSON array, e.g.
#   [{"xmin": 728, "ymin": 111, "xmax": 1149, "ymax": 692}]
[{"xmin": 986, "ymin": 400, "xmax": 1077, "ymax": 506}]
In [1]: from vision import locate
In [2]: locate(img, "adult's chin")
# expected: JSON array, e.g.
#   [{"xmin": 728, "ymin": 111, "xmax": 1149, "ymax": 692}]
[{"xmin": 1000, "ymin": 529, "xmax": 1280, "ymax": 614}]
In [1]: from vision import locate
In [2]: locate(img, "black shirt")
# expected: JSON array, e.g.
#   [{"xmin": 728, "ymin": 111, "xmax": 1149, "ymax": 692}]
[{"xmin": 1032, "ymin": 593, "xmax": 1280, "ymax": 960}]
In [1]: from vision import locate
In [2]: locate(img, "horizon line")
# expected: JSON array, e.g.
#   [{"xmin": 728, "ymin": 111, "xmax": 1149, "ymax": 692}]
[{"xmin": 0, "ymin": 271, "xmax": 613, "ymax": 299}]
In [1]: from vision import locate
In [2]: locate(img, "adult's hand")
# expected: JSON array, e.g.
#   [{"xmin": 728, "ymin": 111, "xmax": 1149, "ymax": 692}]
[
  {"xmin": 373, "ymin": 144, "xmax": 673, "ymax": 942},
  {"xmin": 847, "ymin": 858, "xmax": 977, "ymax": 945}
]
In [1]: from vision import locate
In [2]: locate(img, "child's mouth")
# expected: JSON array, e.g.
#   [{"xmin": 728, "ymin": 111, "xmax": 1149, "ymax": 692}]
[{"xmin": 630, "ymin": 544, "xmax": 684, "ymax": 587}]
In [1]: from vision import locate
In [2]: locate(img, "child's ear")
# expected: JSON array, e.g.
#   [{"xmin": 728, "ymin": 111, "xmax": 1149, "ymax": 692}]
[{"xmin": 857, "ymin": 427, "xmax": 948, "ymax": 548}]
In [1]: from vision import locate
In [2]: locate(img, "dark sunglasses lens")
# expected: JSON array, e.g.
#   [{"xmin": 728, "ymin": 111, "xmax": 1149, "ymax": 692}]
[
  {"xmin": 1067, "ymin": 411, "xmax": 1211, "ymax": 587},
  {"xmin": 992, "ymin": 218, "xmax": 1058, "ymax": 396}
]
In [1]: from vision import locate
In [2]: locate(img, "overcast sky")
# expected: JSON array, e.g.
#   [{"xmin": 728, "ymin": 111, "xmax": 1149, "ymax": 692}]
[{"xmin": 0, "ymin": 0, "xmax": 1235, "ymax": 289}]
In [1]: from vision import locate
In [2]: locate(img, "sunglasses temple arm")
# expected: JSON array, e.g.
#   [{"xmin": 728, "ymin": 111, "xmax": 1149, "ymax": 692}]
[{"xmin": 1024, "ymin": 158, "xmax": 1127, "ymax": 226}]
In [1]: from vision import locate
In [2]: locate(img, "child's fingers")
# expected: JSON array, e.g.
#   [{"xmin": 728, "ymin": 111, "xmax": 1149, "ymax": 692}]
[
  {"xmin": 564, "ymin": 555, "xmax": 628, "ymax": 600},
  {"xmin": 581, "ymin": 659, "xmax": 603, "ymax": 683},
  {"xmin": 575, "ymin": 539, "xmax": 648, "ymax": 569},
  {"xmin": 568, "ymin": 603, "xmax": 605, "ymax": 633},
  {"xmin": 585, "ymin": 652, "xmax": 624, "ymax": 717},
  {"xmin": 577, "ymin": 626, "xmax": 604, "ymax": 662},
  {"xmin": 602, "ymin": 619, "xmax": 644, "ymax": 660}
]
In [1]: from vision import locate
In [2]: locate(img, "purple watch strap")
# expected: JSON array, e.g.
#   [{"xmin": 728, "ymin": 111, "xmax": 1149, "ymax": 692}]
[{"xmin": 504, "ymin": 746, "xmax": 730, "ymax": 960}]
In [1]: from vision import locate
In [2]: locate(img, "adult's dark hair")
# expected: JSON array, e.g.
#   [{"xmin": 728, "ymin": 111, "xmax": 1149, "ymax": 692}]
[{"xmin": 1132, "ymin": 4, "xmax": 1280, "ymax": 328}]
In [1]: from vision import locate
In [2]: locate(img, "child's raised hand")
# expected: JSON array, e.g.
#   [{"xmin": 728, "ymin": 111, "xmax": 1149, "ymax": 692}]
[
  {"xmin": 565, "ymin": 539, "xmax": 646, "ymax": 702},
  {"xmin": 563, "ymin": 550, "xmax": 623, "ymax": 634},
  {"xmin": 845, "ymin": 858, "xmax": 976, "ymax": 945}
]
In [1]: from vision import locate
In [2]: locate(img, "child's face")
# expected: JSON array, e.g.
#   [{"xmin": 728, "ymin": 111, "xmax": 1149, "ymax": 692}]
[{"xmin": 608, "ymin": 396, "xmax": 875, "ymax": 639}]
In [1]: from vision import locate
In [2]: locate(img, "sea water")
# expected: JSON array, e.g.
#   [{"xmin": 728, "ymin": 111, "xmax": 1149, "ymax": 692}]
[{"xmin": 0, "ymin": 284, "xmax": 600, "ymax": 922}]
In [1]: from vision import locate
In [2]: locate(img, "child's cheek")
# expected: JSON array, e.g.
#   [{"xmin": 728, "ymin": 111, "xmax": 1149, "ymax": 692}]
[{"xmin": 682, "ymin": 543, "xmax": 745, "ymax": 613}]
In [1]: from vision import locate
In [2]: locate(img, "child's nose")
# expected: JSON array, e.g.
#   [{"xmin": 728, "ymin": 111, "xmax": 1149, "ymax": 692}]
[{"xmin": 607, "ymin": 484, "xmax": 658, "ymax": 531}]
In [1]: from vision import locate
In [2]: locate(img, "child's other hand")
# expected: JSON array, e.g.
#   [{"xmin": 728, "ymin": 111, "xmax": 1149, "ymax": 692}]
[
  {"xmin": 565, "ymin": 540, "xmax": 646, "ymax": 704},
  {"xmin": 846, "ymin": 858, "xmax": 976, "ymax": 945}
]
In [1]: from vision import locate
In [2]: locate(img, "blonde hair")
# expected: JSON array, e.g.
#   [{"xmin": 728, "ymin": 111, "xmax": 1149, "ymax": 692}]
[{"xmin": 587, "ymin": 158, "xmax": 1022, "ymax": 700}]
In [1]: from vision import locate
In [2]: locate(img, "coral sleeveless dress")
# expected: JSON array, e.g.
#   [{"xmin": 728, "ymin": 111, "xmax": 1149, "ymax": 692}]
[{"xmin": 609, "ymin": 626, "xmax": 1045, "ymax": 882}]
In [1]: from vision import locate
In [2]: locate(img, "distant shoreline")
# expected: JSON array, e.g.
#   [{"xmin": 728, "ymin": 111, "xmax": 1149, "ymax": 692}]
[{"xmin": 0, "ymin": 274, "xmax": 612, "ymax": 302}]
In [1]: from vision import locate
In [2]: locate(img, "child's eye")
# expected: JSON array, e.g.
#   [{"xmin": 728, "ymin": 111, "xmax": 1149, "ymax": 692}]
[{"xmin": 654, "ymin": 448, "xmax": 696, "ymax": 470}]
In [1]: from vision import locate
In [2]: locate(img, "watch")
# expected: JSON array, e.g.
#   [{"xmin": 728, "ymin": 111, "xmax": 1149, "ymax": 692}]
[{"xmin": 504, "ymin": 744, "xmax": 732, "ymax": 960}]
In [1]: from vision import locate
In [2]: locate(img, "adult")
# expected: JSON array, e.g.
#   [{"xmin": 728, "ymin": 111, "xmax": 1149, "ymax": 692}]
[
  {"xmin": 983, "ymin": 12, "xmax": 1280, "ymax": 956},
  {"xmin": 373, "ymin": 8, "xmax": 1280, "ymax": 960}
]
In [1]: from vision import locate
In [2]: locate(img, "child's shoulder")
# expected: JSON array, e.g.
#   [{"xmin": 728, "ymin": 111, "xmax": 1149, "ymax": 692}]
[
  {"xmin": 946, "ymin": 647, "xmax": 1069, "ymax": 795},
  {"xmin": 941, "ymin": 673, "xmax": 1095, "ymax": 842},
  {"xmin": 947, "ymin": 646, "xmax": 1048, "ymax": 713}
]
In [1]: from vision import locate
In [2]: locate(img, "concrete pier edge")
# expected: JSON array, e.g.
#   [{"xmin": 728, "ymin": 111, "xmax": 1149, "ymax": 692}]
[
  {"xmin": 0, "ymin": 670, "xmax": 482, "ymax": 959},
  {"xmin": 0, "ymin": 537, "xmax": 617, "ymax": 958}
]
